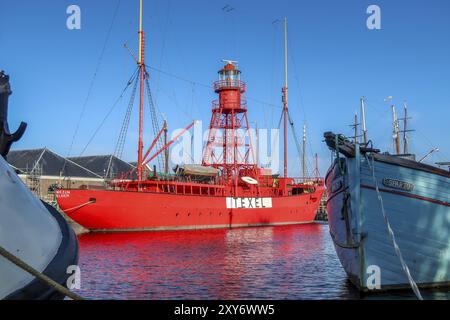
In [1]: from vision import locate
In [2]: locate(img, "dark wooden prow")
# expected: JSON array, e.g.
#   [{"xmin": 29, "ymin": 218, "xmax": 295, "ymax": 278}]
[
  {"xmin": 323, "ymin": 132, "xmax": 380, "ymax": 158},
  {"xmin": 0, "ymin": 71, "xmax": 27, "ymax": 157}
]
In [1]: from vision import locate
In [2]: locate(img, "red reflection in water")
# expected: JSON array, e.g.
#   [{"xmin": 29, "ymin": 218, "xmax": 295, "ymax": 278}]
[{"xmin": 77, "ymin": 224, "xmax": 354, "ymax": 299}]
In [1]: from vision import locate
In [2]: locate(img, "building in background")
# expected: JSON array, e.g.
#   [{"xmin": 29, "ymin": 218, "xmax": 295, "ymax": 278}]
[{"xmin": 6, "ymin": 148, "xmax": 135, "ymax": 203}]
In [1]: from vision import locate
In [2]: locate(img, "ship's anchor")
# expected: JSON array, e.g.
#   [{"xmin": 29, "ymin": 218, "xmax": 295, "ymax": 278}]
[{"xmin": 0, "ymin": 70, "xmax": 27, "ymax": 157}]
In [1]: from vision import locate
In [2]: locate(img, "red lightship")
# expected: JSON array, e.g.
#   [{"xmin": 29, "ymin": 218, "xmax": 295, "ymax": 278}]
[{"xmin": 56, "ymin": 1, "xmax": 324, "ymax": 232}]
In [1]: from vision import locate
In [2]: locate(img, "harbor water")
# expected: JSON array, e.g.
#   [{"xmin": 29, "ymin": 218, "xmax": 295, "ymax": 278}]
[{"xmin": 76, "ymin": 223, "xmax": 450, "ymax": 300}]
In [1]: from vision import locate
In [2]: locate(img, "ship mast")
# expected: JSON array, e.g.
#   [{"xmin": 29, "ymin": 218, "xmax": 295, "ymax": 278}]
[
  {"xmin": 282, "ymin": 17, "xmax": 289, "ymax": 178},
  {"xmin": 137, "ymin": 0, "xmax": 145, "ymax": 181}
]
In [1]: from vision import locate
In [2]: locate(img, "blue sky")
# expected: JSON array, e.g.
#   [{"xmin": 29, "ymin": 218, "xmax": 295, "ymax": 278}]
[{"xmin": 1, "ymin": 0, "xmax": 449, "ymax": 176}]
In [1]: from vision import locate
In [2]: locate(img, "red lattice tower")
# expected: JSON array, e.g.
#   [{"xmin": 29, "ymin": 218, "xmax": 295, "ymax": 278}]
[{"xmin": 203, "ymin": 62, "xmax": 257, "ymax": 185}]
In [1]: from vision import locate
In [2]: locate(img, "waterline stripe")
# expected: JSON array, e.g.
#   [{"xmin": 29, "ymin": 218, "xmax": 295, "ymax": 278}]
[{"xmin": 361, "ymin": 185, "xmax": 450, "ymax": 207}]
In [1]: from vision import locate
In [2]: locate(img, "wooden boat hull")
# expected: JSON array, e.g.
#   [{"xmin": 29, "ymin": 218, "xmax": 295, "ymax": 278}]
[{"xmin": 325, "ymin": 146, "xmax": 450, "ymax": 292}]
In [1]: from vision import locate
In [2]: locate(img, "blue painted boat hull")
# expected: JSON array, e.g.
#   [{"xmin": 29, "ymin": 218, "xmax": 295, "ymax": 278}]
[{"xmin": 326, "ymin": 147, "xmax": 450, "ymax": 292}]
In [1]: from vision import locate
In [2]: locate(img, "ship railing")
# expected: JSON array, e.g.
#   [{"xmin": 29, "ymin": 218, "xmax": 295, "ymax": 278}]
[
  {"xmin": 206, "ymin": 132, "xmax": 248, "ymax": 145},
  {"xmin": 292, "ymin": 177, "xmax": 325, "ymax": 186},
  {"xmin": 213, "ymin": 80, "xmax": 246, "ymax": 93},
  {"xmin": 212, "ymin": 99, "xmax": 247, "ymax": 111},
  {"xmin": 108, "ymin": 169, "xmax": 138, "ymax": 189},
  {"xmin": 108, "ymin": 169, "xmax": 226, "ymax": 193}
]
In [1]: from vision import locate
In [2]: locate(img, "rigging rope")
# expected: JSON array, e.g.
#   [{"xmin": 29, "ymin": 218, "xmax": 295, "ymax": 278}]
[
  {"xmin": 269, "ymin": 21, "xmax": 279, "ymax": 128},
  {"xmin": 260, "ymin": 109, "xmax": 280, "ymax": 172},
  {"xmin": 146, "ymin": 64, "xmax": 283, "ymax": 111},
  {"xmin": 153, "ymin": 0, "xmax": 172, "ymax": 106},
  {"xmin": 79, "ymin": 68, "xmax": 139, "ymax": 157},
  {"xmin": 145, "ymin": 75, "xmax": 165, "ymax": 172},
  {"xmin": 365, "ymin": 153, "xmax": 423, "ymax": 300},
  {"xmin": 287, "ymin": 32, "xmax": 317, "ymax": 172},
  {"xmin": 65, "ymin": 0, "xmax": 122, "ymax": 159},
  {"xmin": 287, "ymin": 109, "xmax": 310, "ymax": 177},
  {"xmin": 287, "ymin": 31, "xmax": 308, "ymax": 125},
  {"xmin": 104, "ymin": 70, "xmax": 140, "ymax": 179},
  {"xmin": 114, "ymin": 71, "xmax": 139, "ymax": 160},
  {"xmin": 0, "ymin": 245, "xmax": 84, "ymax": 300}
]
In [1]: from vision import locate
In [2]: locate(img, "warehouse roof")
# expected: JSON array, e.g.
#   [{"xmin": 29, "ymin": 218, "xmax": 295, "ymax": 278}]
[
  {"xmin": 7, "ymin": 148, "xmax": 102, "ymax": 178},
  {"xmin": 68, "ymin": 155, "xmax": 136, "ymax": 179}
]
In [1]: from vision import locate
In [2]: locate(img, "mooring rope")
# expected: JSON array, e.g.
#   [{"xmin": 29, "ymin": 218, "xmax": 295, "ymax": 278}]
[
  {"xmin": 63, "ymin": 200, "xmax": 96, "ymax": 213},
  {"xmin": 0, "ymin": 245, "xmax": 84, "ymax": 300},
  {"xmin": 365, "ymin": 153, "xmax": 423, "ymax": 300}
]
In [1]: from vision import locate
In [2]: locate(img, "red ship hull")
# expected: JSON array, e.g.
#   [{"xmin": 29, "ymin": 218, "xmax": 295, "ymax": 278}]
[{"xmin": 56, "ymin": 187, "xmax": 325, "ymax": 232}]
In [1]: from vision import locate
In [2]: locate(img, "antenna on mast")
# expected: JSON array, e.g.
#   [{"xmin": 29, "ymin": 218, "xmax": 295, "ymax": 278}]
[{"xmin": 360, "ymin": 97, "xmax": 367, "ymax": 145}]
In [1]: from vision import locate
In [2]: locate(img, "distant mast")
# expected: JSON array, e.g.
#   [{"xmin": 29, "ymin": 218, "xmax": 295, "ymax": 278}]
[
  {"xmin": 403, "ymin": 102, "xmax": 409, "ymax": 154},
  {"xmin": 137, "ymin": 0, "xmax": 145, "ymax": 181},
  {"xmin": 314, "ymin": 153, "xmax": 320, "ymax": 179},
  {"xmin": 302, "ymin": 124, "xmax": 306, "ymax": 178},
  {"xmin": 353, "ymin": 112, "xmax": 359, "ymax": 144},
  {"xmin": 360, "ymin": 96, "xmax": 367, "ymax": 145},
  {"xmin": 255, "ymin": 121, "xmax": 259, "ymax": 166},
  {"xmin": 282, "ymin": 17, "xmax": 289, "ymax": 178},
  {"xmin": 391, "ymin": 105, "xmax": 401, "ymax": 155},
  {"xmin": 164, "ymin": 120, "xmax": 169, "ymax": 174}
]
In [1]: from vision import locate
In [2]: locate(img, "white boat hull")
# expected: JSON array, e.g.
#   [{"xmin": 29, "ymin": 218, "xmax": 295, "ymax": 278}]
[{"xmin": 0, "ymin": 156, "xmax": 78, "ymax": 299}]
